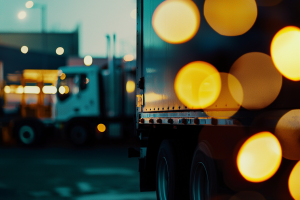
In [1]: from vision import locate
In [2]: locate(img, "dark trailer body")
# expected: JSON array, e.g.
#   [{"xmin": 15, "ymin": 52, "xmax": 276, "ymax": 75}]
[{"xmin": 132, "ymin": 0, "xmax": 300, "ymax": 199}]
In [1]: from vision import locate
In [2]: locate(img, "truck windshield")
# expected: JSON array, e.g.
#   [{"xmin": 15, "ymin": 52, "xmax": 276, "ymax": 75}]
[{"xmin": 57, "ymin": 74, "xmax": 88, "ymax": 101}]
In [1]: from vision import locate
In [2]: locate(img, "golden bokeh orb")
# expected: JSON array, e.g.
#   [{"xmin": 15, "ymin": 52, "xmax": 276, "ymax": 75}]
[
  {"xmin": 237, "ymin": 132, "xmax": 282, "ymax": 182},
  {"xmin": 230, "ymin": 52, "xmax": 282, "ymax": 110},
  {"xmin": 152, "ymin": 0, "xmax": 200, "ymax": 44},
  {"xmin": 275, "ymin": 109, "xmax": 300, "ymax": 160},
  {"xmin": 126, "ymin": 80, "xmax": 135, "ymax": 93},
  {"xmin": 204, "ymin": 73, "xmax": 243, "ymax": 118},
  {"xmin": 289, "ymin": 161, "xmax": 300, "ymax": 200},
  {"xmin": 271, "ymin": 26, "xmax": 300, "ymax": 81},
  {"xmin": 204, "ymin": 0, "xmax": 257, "ymax": 36},
  {"xmin": 97, "ymin": 124, "xmax": 106, "ymax": 132},
  {"xmin": 174, "ymin": 61, "xmax": 221, "ymax": 109}
]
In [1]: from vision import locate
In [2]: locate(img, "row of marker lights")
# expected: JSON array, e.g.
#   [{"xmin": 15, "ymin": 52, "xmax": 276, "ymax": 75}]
[
  {"xmin": 21, "ymin": 46, "xmax": 64, "ymax": 55},
  {"xmin": 4, "ymin": 85, "xmax": 69, "ymax": 95}
]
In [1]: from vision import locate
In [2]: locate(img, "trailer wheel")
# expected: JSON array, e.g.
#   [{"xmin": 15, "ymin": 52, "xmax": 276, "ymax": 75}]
[
  {"xmin": 156, "ymin": 139, "xmax": 190, "ymax": 200},
  {"xmin": 14, "ymin": 120, "xmax": 44, "ymax": 147},
  {"xmin": 69, "ymin": 124, "xmax": 91, "ymax": 146},
  {"xmin": 190, "ymin": 142, "xmax": 217, "ymax": 200}
]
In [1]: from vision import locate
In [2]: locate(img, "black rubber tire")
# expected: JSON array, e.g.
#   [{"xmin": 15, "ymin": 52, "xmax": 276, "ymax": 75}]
[
  {"xmin": 14, "ymin": 120, "xmax": 44, "ymax": 147},
  {"xmin": 68, "ymin": 123, "xmax": 92, "ymax": 146},
  {"xmin": 190, "ymin": 142, "xmax": 217, "ymax": 200},
  {"xmin": 156, "ymin": 139, "xmax": 191, "ymax": 200}
]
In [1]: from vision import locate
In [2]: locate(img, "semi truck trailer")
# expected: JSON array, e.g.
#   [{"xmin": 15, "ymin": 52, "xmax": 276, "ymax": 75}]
[{"xmin": 131, "ymin": 0, "xmax": 300, "ymax": 199}]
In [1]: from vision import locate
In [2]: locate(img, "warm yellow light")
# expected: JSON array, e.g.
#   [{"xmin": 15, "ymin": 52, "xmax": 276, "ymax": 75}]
[
  {"xmin": 60, "ymin": 73, "xmax": 66, "ymax": 80},
  {"xmin": 145, "ymin": 92, "xmax": 168, "ymax": 103},
  {"xmin": 16, "ymin": 86, "xmax": 24, "ymax": 94},
  {"xmin": 152, "ymin": 0, "xmax": 200, "ymax": 44},
  {"xmin": 18, "ymin": 11, "xmax": 27, "ymax": 19},
  {"xmin": 126, "ymin": 80, "xmax": 135, "ymax": 93},
  {"xmin": 289, "ymin": 161, "xmax": 300, "ymax": 200},
  {"xmin": 123, "ymin": 54, "xmax": 134, "ymax": 62},
  {"xmin": 97, "ymin": 124, "xmax": 106, "ymax": 132},
  {"xmin": 130, "ymin": 9, "xmax": 136, "ymax": 19},
  {"xmin": 230, "ymin": 52, "xmax": 282, "ymax": 110},
  {"xmin": 4, "ymin": 86, "xmax": 11, "ymax": 93},
  {"xmin": 271, "ymin": 26, "xmax": 300, "ymax": 81},
  {"xmin": 174, "ymin": 61, "xmax": 221, "ymax": 109},
  {"xmin": 24, "ymin": 86, "xmax": 40, "ymax": 94},
  {"xmin": 21, "ymin": 46, "xmax": 29, "ymax": 54},
  {"xmin": 25, "ymin": 1, "xmax": 34, "ymax": 8},
  {"xmin": 204, "ymin": 73, "xmax": 243, "ymax": 118},
  {"xmin": 84, "ymin": 55, "xmax": 93, "ymax": 66},
  {"xmin": 237, "ymin": 132, "xmax": 282, "ymax": 182},
  {"xmin": 42, "ymin": 86, "xmax": 57, "ymax": 94},
  {"xmin": 56, "ymin": 47, "xmax": 64, "ymax": 55},
  {"xmin": 275, "ymin": 110, "xmax": 300, "ymax": 160},
  {"xmin": 59, "ymin": 86, "xmax": 66, "ymax": 94},
  {"xmin": 204, "ymin": 0, "xmax": 257, "ymax": 36},
  {"xmin": 64, "ymin": 86, "xmax": 69, "ymax": 94}
]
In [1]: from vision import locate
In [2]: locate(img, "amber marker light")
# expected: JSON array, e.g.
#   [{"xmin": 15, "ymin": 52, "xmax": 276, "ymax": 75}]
[
  {"xmin": 97, "ymin": 124, "xmax": 106, "ymax": 132},
  {"xmin": 271, "ymin": 26, "xmax": 300, "ymax": 81},
  {"xmin": 237, "ymin": 132, "xmax": 282, "ymax": 182},
  {"xmin": 204, "ymin": 0, "xmax": 257, "ymax": 36},
  {"xmin": 126, "ymin": 80, "xmax": 135, "ymax": 93},
  {"xmin": 152, "ymin": 0, "xmax": 200, "ymax": 44},
  {"xmin": 174, "ymin": 61, "xmax": 221, "ymax": 109},
  {"xmin": 289, "ymin": 161, "xmax": 300, "ymax": 200}
]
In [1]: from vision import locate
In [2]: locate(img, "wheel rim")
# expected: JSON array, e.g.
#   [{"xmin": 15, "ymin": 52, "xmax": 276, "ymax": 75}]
[
  {"xmin": 192, "ymin": 162, "xmax": 209, "ymax": 200},
  {"xmin": 70, "ymin": 126, "xmax": 87, "ymax": 144},
  {"xmin": 19, "ymin": 125, "xmax": 35, "ymax": 145},
  {"xmin": 158, "ymin": 157, "xmax": 169, "ymax": 200}
]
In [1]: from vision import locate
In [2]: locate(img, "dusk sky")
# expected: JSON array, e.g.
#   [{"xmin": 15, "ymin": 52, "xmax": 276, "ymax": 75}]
[{"xmin": 0, "ymin": 0, "xmax": 136, "ymax": 58}]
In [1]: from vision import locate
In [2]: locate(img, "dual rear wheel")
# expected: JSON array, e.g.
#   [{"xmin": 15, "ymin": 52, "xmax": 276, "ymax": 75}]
[{"xmin": 156, "ymin": 140, "xmax": 216, "ymax": 200}]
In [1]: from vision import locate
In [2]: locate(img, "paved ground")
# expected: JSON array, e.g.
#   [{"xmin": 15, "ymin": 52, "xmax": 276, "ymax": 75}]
[{"xmin": 0, "ymin": 146, "xmax": 156, "ymax": 200}]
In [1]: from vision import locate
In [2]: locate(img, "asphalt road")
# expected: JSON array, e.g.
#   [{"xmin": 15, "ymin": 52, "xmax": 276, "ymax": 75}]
[{"xmin": 0, "ymin": 146, "xmax": 156, "ymax": 200}]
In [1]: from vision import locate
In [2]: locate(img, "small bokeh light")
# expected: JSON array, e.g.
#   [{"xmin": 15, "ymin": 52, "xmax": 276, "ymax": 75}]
[
  {"xmin": 97, "ymin": 124, "xmax": 106, "ymax": 132},
  {"xmin": 59, "ymin": 86, "xmax": 66, "ymax": 94},
  {"xmin": 42, "ymin": 86, "xmax": 57, "ymax": 94},
  {"xmin": 4, "ymin": 86, "xmax": 11, "ymax": 93},
  {"xmin": 152, "ymin": 0, "xmax": 200, "ymax": 44},
  {"xmin": 126, "ymin": 80, "xmax": 135, "ymax": 93},
  {"xmin": 123, "ymin": 54, "xmax": 134, "ymax": 62},
  {"xmin": 237, "ymin": 132, "xmax": 282, "ymax": 182},
  {"xmin": 84, "ymin": 55, "xmax": 93, "ymax": 66},
  {"xmin": 21, "ymin": 46, "xmax": 29, "ymax": 54},
  {"xmin": 25, "ymin": 1, "xmax": 34, "ymax": 9},
  {"xmin": 60, "ymin": 73, "xmax": 66, "ymax": 80},
  {"xmin": 56, "ymin": 47, "xmax": 64, "ymax": 55},
  {"xmin": 18, "ymin": 11, "xmax": 27, "ymax": 19},
  {"xmin": 24, "ymin": 86, "xmax": 40, "ymax": 94}
]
